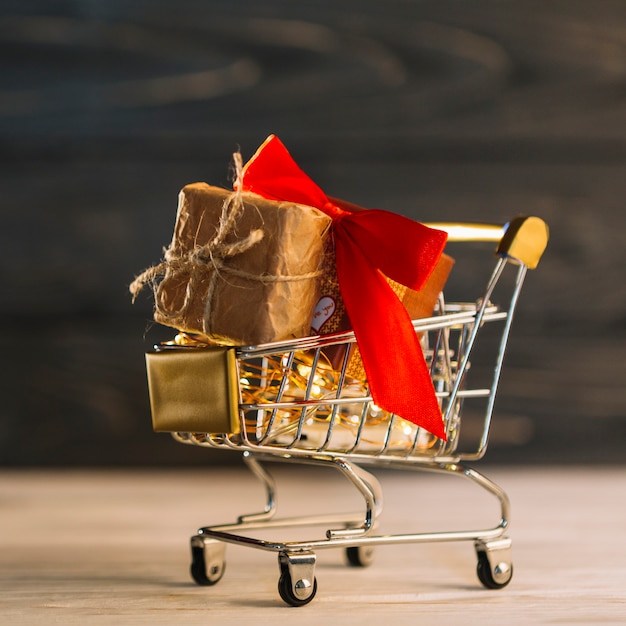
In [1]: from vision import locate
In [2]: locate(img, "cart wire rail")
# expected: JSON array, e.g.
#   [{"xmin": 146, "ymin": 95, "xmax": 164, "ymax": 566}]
[{"xmin": 147, "ymin": 215, "xmax": 549, "ymax": 606}]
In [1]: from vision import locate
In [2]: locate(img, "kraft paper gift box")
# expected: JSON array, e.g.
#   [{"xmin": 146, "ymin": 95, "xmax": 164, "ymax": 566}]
[{"xmin": 132, "ymin": 183, "xmax": 332, "ymax": 346}]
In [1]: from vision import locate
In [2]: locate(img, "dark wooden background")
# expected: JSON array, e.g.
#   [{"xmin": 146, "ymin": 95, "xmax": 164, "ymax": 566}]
[{"xmin": 1, "ymin": 1, "xmax": 625, "ymax": 466}]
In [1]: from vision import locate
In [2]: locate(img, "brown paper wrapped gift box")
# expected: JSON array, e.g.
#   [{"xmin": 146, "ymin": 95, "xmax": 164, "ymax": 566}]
[{"xmin": 144, "ymin": 183, "xmax": 332, "ymax": 346}]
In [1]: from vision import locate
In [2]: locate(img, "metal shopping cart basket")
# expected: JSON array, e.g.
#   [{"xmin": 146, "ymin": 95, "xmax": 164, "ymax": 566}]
[{"xmin": 145, "ymin": 215, "xmax": 549, "ymax": 606}]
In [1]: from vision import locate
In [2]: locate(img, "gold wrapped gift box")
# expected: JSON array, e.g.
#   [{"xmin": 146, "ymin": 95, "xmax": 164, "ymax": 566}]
[{"xmin": 146, "ymin": 346, "xmax": 240, "ymax": 434}]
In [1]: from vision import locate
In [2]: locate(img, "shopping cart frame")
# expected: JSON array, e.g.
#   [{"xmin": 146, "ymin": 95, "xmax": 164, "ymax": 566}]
[{"xmin": 148, "ymin": 215, "xmax": 548, "ymax": 606}]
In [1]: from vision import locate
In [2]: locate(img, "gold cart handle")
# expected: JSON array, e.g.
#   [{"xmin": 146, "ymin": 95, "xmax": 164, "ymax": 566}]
[{"xmin": 425, "ymin": 215, "xmax": 549, "ymax": 269}]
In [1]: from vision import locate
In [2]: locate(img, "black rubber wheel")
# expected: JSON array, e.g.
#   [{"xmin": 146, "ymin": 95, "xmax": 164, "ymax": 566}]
[
  {"xmin": 190, "ymin": 545, "xmax": 225, "ymax": 586},
  {"xmin": 346, "ymin": 545, "xmax": 375, "ymax": 567},
  {"xmin": 476, "ymin": 551, "xmax": 512, "ymax": 589},
  {"xmin": 277, "ymin": 571, "xmax": 318, "ymax": 607}
]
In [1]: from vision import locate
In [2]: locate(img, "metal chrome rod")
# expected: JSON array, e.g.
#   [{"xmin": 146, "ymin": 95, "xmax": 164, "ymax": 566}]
[
  {"xmin": 236, "ymin": 451, "xmax": 277, "ymax": 524},
  {"xmin": 199, "ymin": 461, "xmax": 510, "ymax": 554}
]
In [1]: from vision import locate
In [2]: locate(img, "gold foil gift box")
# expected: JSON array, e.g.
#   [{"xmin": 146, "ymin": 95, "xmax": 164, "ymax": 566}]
[{"xmin": 146, "ymin": 345, "xmax": 240, "ymax": 434}]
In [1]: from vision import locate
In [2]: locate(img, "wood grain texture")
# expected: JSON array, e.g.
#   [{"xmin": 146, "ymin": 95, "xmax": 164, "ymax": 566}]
[{"xmin": 1, "ymin": 467, "xmax": 625, "ymax": 623}]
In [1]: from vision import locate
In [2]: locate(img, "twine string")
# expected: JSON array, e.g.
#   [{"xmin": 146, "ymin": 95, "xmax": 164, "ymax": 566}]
[{"xmin": 129, "ymin": 151, "xmax": 323, "ymax": 332}]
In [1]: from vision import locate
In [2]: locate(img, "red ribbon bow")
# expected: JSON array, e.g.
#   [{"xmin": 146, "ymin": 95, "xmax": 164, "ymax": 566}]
[{"xmin": 238, "ymin": 135, "xmax": 448, "ymax": 439}]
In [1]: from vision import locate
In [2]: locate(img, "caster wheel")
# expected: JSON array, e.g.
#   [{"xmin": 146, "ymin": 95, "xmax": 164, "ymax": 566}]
[
  {"xmin": 278, "ymin": 571, "xmax": 318, "ymax": 607},
  {"xmin": 476, "ymin": 550, "xmax": 513, "ymax": 589},
  {"xmin": 346, "ymin": 545, "xmax": 375, "ymax": 567},
  {"xmin": 190, "ymin": 538, "xmax": 225, "ymax": 586}
]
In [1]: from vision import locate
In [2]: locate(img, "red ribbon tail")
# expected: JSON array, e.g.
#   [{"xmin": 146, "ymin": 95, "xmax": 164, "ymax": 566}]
[{"xmin": 335, "ymin": 224, "xmax": 447, "ymax": 441}]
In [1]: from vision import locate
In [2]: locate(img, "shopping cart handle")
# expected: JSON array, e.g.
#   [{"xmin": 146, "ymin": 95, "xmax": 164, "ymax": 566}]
[
  {"xmin": 425, "ymin": 216, "xmax": 549, "ymax": 269},
  {"xmin": 495, "ymin": 216, "xmax": 549, "ymax": 269}
]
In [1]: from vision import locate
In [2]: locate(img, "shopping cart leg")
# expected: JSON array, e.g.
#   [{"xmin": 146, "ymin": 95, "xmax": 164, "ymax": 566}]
[{"xmin": 237, "ymin": 451, "xmax": 277, "ymax": 523}]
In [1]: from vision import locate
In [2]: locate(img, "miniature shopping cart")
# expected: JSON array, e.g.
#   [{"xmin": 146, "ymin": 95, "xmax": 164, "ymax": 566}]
[{"xmin": 145, "ymin": 215, "xmax": 548, "ymax": 606}]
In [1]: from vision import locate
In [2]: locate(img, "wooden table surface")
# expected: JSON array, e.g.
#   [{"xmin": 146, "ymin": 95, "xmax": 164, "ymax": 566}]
[{"xmin": 1, "ymin": 465, "xmax": 625, "ymax": 625}]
